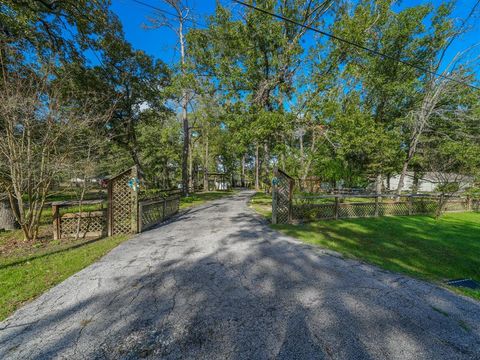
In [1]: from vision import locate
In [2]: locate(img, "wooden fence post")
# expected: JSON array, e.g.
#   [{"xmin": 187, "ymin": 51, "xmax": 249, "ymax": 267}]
[
  {"xmin": 272, "ymin": 182, "xmax": 278, "ymax": 224},
  {"xmin": 467, "ymin": 196, "xmax": 472, "ymax": 211},
  {"xmin": 138, "ymin": 202, "xmax": 143, "ymax": 233},
  {"xmin": 288, "ymin": 179, "xmax": 293, "ymax": 223},
  {"xmin": 374, "ymin": 195, "xmax": 380, "ymax": 217},
  {"xmin": 52, "ymin": 204, "xmax": 60, "ymax": 240},
  {"xmin": 162, "ymin": 198, "xmax": 167, "ymax": 222},
  {"xmin": 130, "ymin": 166, "xmax": 139, "ymax": 234},
  {"xmin": 334, "ymin": 196, "xmax": 339, "ymax": 220},
  {"xmin": 107, "ymin": 179, "xmax": 113, "ymax": 237}
]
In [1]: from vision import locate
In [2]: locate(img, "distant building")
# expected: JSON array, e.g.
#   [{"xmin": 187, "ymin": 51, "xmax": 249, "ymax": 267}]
[{"xmin": 385, "ymin": 172, "xmax": 474, "ymax": 193}]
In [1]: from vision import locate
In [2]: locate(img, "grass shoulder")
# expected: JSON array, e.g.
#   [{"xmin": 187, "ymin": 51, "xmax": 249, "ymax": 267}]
[
  {"xmin": 180, "ymin": 190, "xmax": 237, "ymax": 210},
  {"xmin": 249, "ymin": 192, "xmax": 272, "ymax": 219},
  {"xmin": 0, "ymin": 234, "xmax": 129, "ymax": 321},
  {"xmin": 248, "ymin": 193, "xmax": 480, "ymax": 300},
  {"xmin": 274, "ymin": 213, "xmax": 480, "ymax": 300},
  {"xmin": 0, "ymin": 189, "xmax": 237, "ymax": 320}
]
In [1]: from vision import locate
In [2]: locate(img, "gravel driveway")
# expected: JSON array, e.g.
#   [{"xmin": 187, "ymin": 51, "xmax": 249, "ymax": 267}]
[{"xmin": 1, "ymin": 191, "xmax": 479, "ymax": 359}]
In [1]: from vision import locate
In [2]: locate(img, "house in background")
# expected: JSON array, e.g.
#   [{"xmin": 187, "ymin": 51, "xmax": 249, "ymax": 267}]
[{"xmin": 385, "ymin": 172, "xmax": 474, "ymax": 193}]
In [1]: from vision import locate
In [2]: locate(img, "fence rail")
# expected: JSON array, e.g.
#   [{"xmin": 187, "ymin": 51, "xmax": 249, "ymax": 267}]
[
  {"xmin": 52, "ymin": 200, "xmax": 107, "ymax": 240},
  {"xmin": 58, "ymin": 210, "xmax": 107, "ymax": 239},
  {"xmin": 291, "ymin": 194, "xmax": 477, "ymax": 222},
  {"xmin": 138, "ymin": 195, "xmax": 180, "ymax": 232},
  {"xmin": 52, "ymin": 167, "xmax": 183, "ymax": 239}
]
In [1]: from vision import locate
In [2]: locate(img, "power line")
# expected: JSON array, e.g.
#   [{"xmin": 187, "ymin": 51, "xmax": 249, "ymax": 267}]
[
  {"xmin": 233, "ymin": 0, "xmax": 480, "ymax": 91},
  {"xmin": 132, "ymin": 0, "xmax": 181, "ymax": 19},
  {"xmin": 131, "ymin": 0, "xmax": 206, "ymax": 28}
]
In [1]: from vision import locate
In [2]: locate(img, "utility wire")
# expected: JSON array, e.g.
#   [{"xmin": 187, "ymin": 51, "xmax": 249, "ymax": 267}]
[
  {"xmin": 132, "ymin": 0, "xmax": 182, "ymax": 19},
  {"xmin": 233, "ymin": 0, "xmax": 480, "ymax": 91},
  {"xmin": 131, "ymin": 0, "xmax": 206, "ymax": 28}
]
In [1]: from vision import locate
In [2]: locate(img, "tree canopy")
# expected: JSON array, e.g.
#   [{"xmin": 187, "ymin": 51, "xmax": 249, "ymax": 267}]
[{"xmin": 0, "ymin": 0, "xmax": 479, "ymax": 239}]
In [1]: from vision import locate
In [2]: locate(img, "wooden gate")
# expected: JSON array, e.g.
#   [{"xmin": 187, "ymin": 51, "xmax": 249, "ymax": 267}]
[
  {"xmin": 272, "ymin": 168, "xmax": 293, "ymax": 224},
  {"xmin": 108, "ymin": 166, "xmax": 139, "ymax": 236}
]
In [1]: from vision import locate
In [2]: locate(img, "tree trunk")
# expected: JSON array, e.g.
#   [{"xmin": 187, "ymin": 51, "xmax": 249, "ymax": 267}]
[
  {"xmin": 188, "ymin": 135, "xmax": 193, "ymax": 192},
  {"xmin": 299, "ymin": 131, "xmax": 304, "ymax": 171},
  {"xmin": 255, "ymin": 143, "xmax": 260, "ymax": 191},
  {"xmin": 179, "ymin": 15, "xmax": 189, "ymax": 196},
  {"xmin": 0, "ymin": 197, "xmax": 17, "ymax": 230},
  {"xmin": 375, "ymin": 174, "xmax": 382, "ymax": 194},
  {"xmin": 241, "ymin": 154, "xmax": 246, "ymax": 187},
  {"xmin": 412, "ymin": 170, "xmax": 419, "ymax": 194},
  {"xmin": 181, "ymin": 103, "xmax": 189, "ymax": 195},
  {"xmin": 203, "ymin": 131, "xmax": 209, "ymax": 191},
  {"xmin": 263, "ymin": 142, "xmax": 269, "ymax": 181},
  {"xmin": 396, "ymin": 159, "xmax": 410, "ymax": 195}
]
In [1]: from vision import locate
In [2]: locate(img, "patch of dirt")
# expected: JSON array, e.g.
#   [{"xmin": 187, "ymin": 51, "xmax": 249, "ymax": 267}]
[
  {"xmin": 0, "ymin": 226, "xmax": 53, "ymax": 258},
  {"xmin": 0, "ymin": 226, "xmax": 100, "ymax": 262}
]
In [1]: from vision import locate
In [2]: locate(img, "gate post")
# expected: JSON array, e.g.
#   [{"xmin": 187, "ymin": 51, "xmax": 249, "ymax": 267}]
[
  {"xmin": 130, "ymin": 166, "xmax": 139, "ymax": 234},
  {"xmin": 107, "ymin": 166, "xmax": 139, "ymax": 236},
  {"xmin": 272, "ymin": 181, "xmax": 278, "ymax": 224},
  {"xmin": 271, "ymin": 168, "xmax": 293, "ymax": 224},
  {"xmin": 107, "ymin": 179, "xmax": 113, "ymax": 237}
]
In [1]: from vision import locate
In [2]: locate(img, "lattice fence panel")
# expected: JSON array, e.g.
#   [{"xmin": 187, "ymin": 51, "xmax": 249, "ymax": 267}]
[
  {"xmin": 292, "ymin": 203, "xmax": 335, "ymax": 220},
  {"xmin": 443, "ymin": 200, "xmax": 467, "ymax": 212},
  {"xmin": 165, "ymin": 196, "xmax": 180, "ymax": 219},
  {"xmin": 338, "ymin": 203, "xmax": 376, "ymax": 218},
  {"xmin": 60, "ymin": 211, "xmax": 106, "ymax": 238},
  {"xmin": 473, "ymin": 200, "xmax": 480, "ymax": 212},
  {"xmin": 109, "ymin": 168, "xmax": 137, "ymax": 235},
  {"xmin": 411, "ymin": 198, "xmax": 438, "ymax": 214},
  {"xmin": 380, "ymin": 202, "xmax": 410, "ymax": 216},
  {"xmin": 141, "ymin": 201, "xmax": 165, "ymax": 230},
  {"xmin": 288, "ymin": 195, "xmax": 475, "ymax": 223},
  {"xmin": 139, "ymin": 196, "xmax": 179, "ymax": 231},
  {"xmin": 274, "ymin": 170, "xmax": 293, "ymax": 224}
]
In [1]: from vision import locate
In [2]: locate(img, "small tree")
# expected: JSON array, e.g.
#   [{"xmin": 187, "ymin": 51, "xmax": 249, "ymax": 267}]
[
  {"xmin": 62, "ymin": 129, "xmax": 107, "ymax": 239},
  {"xmin": 0, "ymin": 66, "xmax": 111, "ymax": 241},
  {"xmin": 425, "ymin": 141, "xmax": 479, "ymax": 218}
]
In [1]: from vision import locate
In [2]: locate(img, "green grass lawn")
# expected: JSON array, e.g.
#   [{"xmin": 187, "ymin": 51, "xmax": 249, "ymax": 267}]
[
  {"xmin": 45, "ymin": 189, "xmax": 106, "ymax": 203},
  {"xmin": 0, "ymin": 234, "xmax": 128, "ymax": 321},
  {"xmin": 0, "ymin": 189, "xmax": 236, "ymax": 321},
  {"xmin": 180, "ymin": 190, "xmax": 237, "ymax": 210},
  {"xmin": 249, "ymin": 192, "xmax": 273, "ymax": 219},
  {"xmin": 0, "ymin": 189, "xmax": 237, "ymax": 321},
  {"xmin": 249, "ymin": 192, "xmax": 480, "ymax": 300}
]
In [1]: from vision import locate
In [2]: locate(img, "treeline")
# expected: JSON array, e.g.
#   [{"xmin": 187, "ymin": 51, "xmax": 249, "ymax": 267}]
[
  {"xmin": 0, "ymin": 0, "xmax": 479, "ymax": 240},
  {"xmin": 186, "ymin": 0, "xmax": 479, "ymax": 194}
]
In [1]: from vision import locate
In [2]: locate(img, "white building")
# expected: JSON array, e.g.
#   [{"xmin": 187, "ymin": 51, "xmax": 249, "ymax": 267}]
[{"xmin": 385, "ymin": 172, "xmax": 474, "ymax": 193}]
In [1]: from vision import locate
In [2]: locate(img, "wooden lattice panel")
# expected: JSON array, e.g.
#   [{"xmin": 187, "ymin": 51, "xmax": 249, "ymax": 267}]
[
  {"xmin": 338, "ymin": 203, "xmax": 376, "ymax": 218},
  {"xmin": 109, "ymin": 168, "xmax": 138, "ymax": 235},
  {"xmin": 380, "ymin": 202, "xmax": 409, "ymax": 216},
  {"xmin": 292, "ymin": 203, "xmax": 335, "ymax": 220},
  {"xmin": 290, "ymin": 195, "xmax": 475, "ymax": 223},
  {"xmin": 443, "ymin": 201, "xmax": 466, "ymax": 212},
  {"xmin": 274, "ymin": 170, "xmax": 293, "ymax": 224},
  {"xmin": 472, "ymin": 200, "xmax": 480, "ymax": 212},
  {"xmin": 164, "ymin": 197, "xmax": 179, "ymax": 219},
  {"xmin": 60, "ymin": 211, "xmax": 106, "ymax": 238},
  {"xmin": 141, "ymin": 201, "xmax": 165, "ymax": 229},
  {"xmin": 411, "ymin": 198, "xmax": 438, "ymax": 214},
  {"xmin": 139, "ymin": 196, "xmax": 179, "ymax": 231}
]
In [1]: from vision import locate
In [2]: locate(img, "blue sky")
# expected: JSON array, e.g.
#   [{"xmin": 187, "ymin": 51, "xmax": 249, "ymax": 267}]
[{"xmin": 110, "ymin": 0, "xmax": 480, "ymax": 75}]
